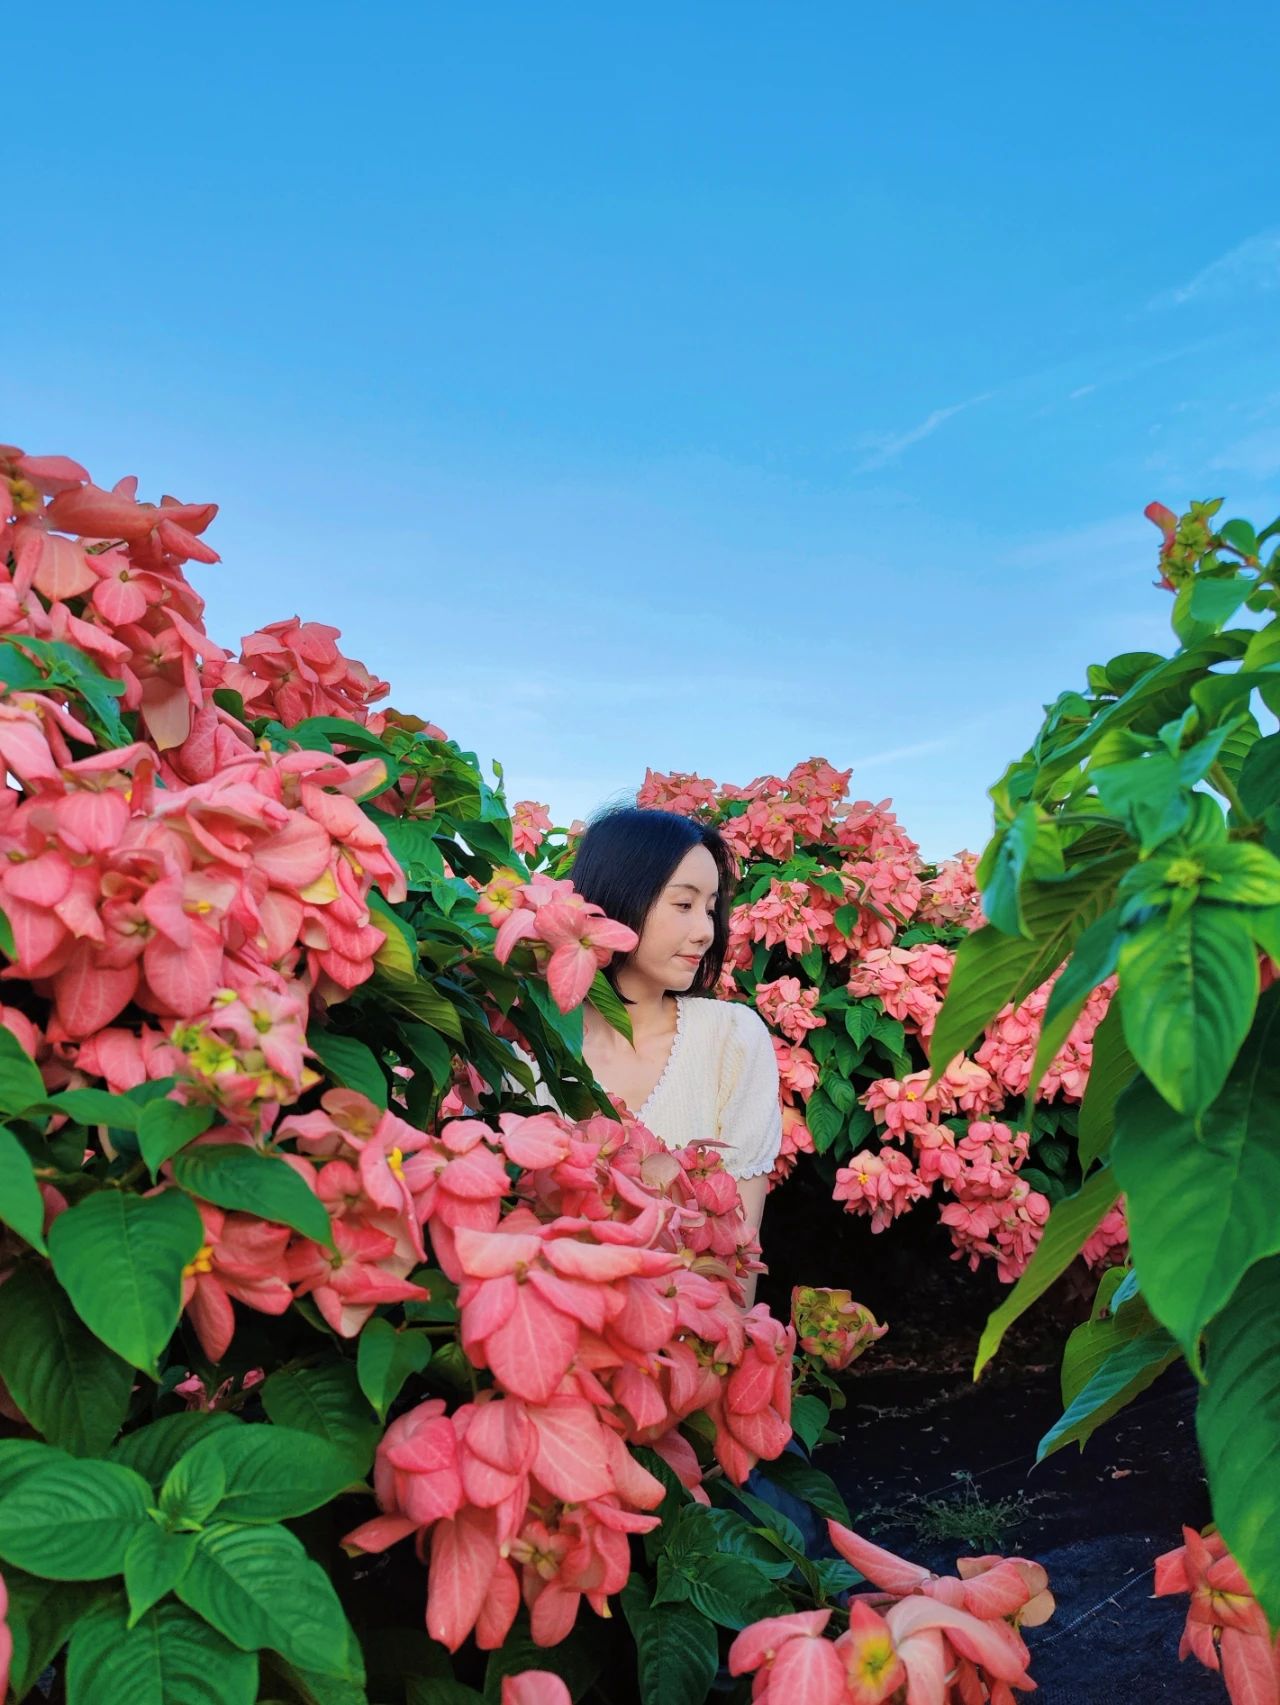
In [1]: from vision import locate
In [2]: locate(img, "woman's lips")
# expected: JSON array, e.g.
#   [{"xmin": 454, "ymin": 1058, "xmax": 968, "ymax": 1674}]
[{"xmin": 677, "ymin": 954, "xmax": 702, "ymax": 965}]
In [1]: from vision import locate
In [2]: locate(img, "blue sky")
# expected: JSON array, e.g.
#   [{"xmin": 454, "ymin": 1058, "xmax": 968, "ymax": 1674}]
[{"xmin": 10, "ymin": 2, "xmax": 1279, "ymax": 857}]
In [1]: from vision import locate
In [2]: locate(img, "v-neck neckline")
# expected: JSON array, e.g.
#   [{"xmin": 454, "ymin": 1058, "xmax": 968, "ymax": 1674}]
[{"xmin": 634, "ymin": 995, "xmax": 687, "ymax": 1121}]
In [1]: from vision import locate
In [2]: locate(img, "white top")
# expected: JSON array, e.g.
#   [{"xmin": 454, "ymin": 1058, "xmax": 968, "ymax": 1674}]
[{"xmin": 533, "ymin": 995, "xmax": 783, "ymax": 1180}]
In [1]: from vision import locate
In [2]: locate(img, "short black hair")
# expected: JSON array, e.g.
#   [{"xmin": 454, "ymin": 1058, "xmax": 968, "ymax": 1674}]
[{"xmin": 569, "ymin": 806, "xmax": 734, "ymax": 997}]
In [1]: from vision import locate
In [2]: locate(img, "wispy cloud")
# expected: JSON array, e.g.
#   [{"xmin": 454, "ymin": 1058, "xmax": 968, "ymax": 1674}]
[
  {"xmin": 1149, "ymin": 229, "xmax": 1280, "ymax": 310},
  {"xmin": 853, "ymin": 392, "xmax": 993, "ymax": 473},
  {"xmin": 846, "ymin": 733, "xmax": 962, "ymax": 770},
  {"xmin": 1209, "ymin": 429, "xmax": 1280, "ymax": 483}
]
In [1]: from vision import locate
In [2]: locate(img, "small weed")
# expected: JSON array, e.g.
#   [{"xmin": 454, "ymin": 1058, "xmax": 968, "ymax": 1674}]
[{"xmin": 863, "ymin": 1472, "xmax": 1047, "ymax": 1552}]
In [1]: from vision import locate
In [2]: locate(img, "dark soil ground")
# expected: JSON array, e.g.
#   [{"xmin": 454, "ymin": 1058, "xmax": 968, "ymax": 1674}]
[{"xmin": 756, "ymin": 1173, "xmax": 1223, "ymax": 1704}]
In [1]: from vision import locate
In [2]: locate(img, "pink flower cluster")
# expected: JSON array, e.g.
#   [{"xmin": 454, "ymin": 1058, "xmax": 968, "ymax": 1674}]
[
  {"xmin": 731, "ymin": 1523, "xmax": 1053, "ymax": 1704},
  {"xmin": 848, "ymin": 943, "xmax": 954, "ymax": 1043},
  {"xmin": 1155, "ymin": 1525, "xmax": 1280, "ymax": 1704},
  {"xmin": 341, "ymin": 1107, "xmax": 796, "ymax": 1650},
  {"xmin": 511, "ymin": 800, "xmax": 553, "ymax": 858},
  {"xmin": 755, "ymin": 974, "xmax": 825, "ymax": 1042},
  {"xmin": 976, "ymin": 975, "xmax": 1116, "ymax": 1104},
  {"xmin": 479, "ymin": 869, "xmax": 638, "ymax": 1011}
]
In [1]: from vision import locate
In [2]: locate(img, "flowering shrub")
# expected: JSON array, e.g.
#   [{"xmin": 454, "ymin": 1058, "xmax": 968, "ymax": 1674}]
[
  {"xmin": 730, "ymin": 1523, "xmax": 1054, "ymax": 1703},
  {"xmin": 1155, "ymin": 1525, "xmax": 1280, "ymax": 1704},
  {"xmin": 933, "ymin": 498, "xmax": 1280, "ymax": 1662},
  {"xmin": 0, "ymin": 441, "xmax": 902, "ymax": 1703},
  {"xmin": 523, "ymin": 757, "xmax": 1121, "ymax": 1285}
]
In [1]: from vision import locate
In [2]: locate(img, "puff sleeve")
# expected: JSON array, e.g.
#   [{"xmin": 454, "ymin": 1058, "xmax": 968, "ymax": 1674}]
[{"xmin": 716, "ymin": 1004, "xmax": 783, "ymax": 1180}]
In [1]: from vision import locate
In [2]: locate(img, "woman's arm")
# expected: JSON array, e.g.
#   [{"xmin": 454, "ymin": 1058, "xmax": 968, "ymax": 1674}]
[{"xmin": 736, "ymin": 1173, "xmax": 769, "ymax": 1310}]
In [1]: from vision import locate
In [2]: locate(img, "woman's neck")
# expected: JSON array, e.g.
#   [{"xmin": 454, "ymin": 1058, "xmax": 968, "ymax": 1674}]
[{"xmin": 611, "ymin": 971, "xmax": 677, "ymax": 1043}]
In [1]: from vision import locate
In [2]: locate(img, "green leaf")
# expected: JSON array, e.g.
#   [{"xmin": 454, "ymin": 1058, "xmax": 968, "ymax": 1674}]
[
  {"xmin": 982, "ymin": 803, "xmax": 1054, "ymax": 936},
  {"xmin": 1023, "ymin": 908, "xmax": 1123, "ymax": 1109},
  {"xmin": 1112, "ymin": 991, "xmax": 1280, "ymax": 1369},
  {"xmin": 395, "ymin": 1020, "xmax": 454, "ymax": 1089},
  {"xmin": 177, "ymin": 1521, "xmax": 361, "ymax": 1680},
  {"xmin": 0, "ymin": 903, "xmax": 14, "ymax": 960},
  {"xmin": 137, "ymin": 1099, "xmax": 216, "ymax": 1176},
  {"xmin": 683, "ymin": 1553, "xmax": 791, "ymax": 1628},
  {"xmin": 587, "ymin": 968, "xmax": 633, "ymax": 1043},
  {"xmin": 0, "ymin": 1025, "xmax": 46, "ymax": 1116},
  {"xmin": 356, "ymin": 1319, "xmax": 432, "ymax": 1421},
  {"xmin": 67, "ymin": 1594, "xmax": 258, "ymax": 1705},
  {"xmin": 374, "ymin": 969, "xmax": 465, "ymax": 1042},
  {"xmin": 0, "ymin": 1124, "xmax": 49, "ymax": 1253},
  {"xmin": 1239, "ymin": 732, "xmax": 1280, "ymax": 819},
  {"xmin": 124, "ymin": 1524, "xmax": 197, "ymax": 1625},
  {"xmin": 481, "ymin": 1618, "xmax": 610, "ymax": 1703},
  {"xmin": 833, "ymin": 903, "xmax": 859, "ymax": 938},
  {"xmin": 620, "ymin": 1580, "xmax": 719, "ymax": 1705},
  {"xmin": 975, "ymin": 1166, "xmax": 1119, "ymax": 1377},
  {"xmin": 522, "ymin": 976, "xmax": 585, "ymax": 1055},
  {"xmin": 38, "ymin": 1087, "xmax": 142, "ymax": 1130},
  {"xmin": 1197, "ymin": 1254, "xmax": 1280, "ymax": 1626},
  {"xmin": 159, "ymin": 1445, "xmax": 228, "ymax": 1526},
  {"xmin": 49, "ymin": 1188, "xmax": 203, "ymax": 1376},
  {"xmin": 1201, "ymin": 843, "xmax": 1280, "ymax": 906},
  {"xmin": 1118, "ymin": 903, "xmax": 1259, "ymax": 1115},
  {"xmin": 929, "ymin": 854, "xmax": 1129, "ymax": 1080},
  {"xmin": 805, "ymin": 1089, "xmax": 843, "ymax": 1154},
  {"xmin": 1076, "ymin": 997, "xmax": 1135, "ymax": 1171},
  {"xmin": 1091, "ymin": 752, "xmax": 1187, "ymax": 852},
  {"xmin": 1218, "ymin": 520, "xmax": 1259, "ymax": 559},
  {"xmin": 264, "ymin": 1644, "xmax": 372, "ymax": 1705},
  {"xmin": 171, "ymin": 1145, "xmax": 332, "ymax": 1245},
  {"xmin": 0, "ymin": 1261, "xmax": 134, "ymax": 1455},
  {"xmin": 307, "ymin": 1031, "xmax": 388, "ymax": 1108},
  {"xmin": 260, "ymin": 1361, "xmax": 379, "ymax": 1470},
  {"xmin": 0, "ymin": 1452, "xmax": 150, "ymax": 1578},
  {"xmin": 789, "ymin": 1393, "xmax": 830, "ymax": 1451},
  {"xmin": 2, "ymin": 1570, "xmax": 98, "ymax": 1701},
  {"xmin": 754, "ymin": 1453, "xmax": 850, "ymax": 1523},
  {"xmin": 1174, "ymin": 574, "xmax": 1253, "ymax": 643},
  {"xmin": 1038, "ymin": 1306, "xmax": 1177, "ymax": 1461},
  {"xmin": 109, "ymin": 1412, "xmax": 242, "ymax": 1490},
  {"xmin": 844, "ymin": 1003, "xmax": 877, "ymax": 1047},
  {"xmin": 176, "ymin": 1424, "xmax": 359, "ymax": 1524}
]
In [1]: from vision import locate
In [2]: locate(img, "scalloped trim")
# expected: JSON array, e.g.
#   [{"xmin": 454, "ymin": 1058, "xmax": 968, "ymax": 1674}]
[{"xmin": 636, "ymin": 995, "xmax": 687, "ymax": 1122}]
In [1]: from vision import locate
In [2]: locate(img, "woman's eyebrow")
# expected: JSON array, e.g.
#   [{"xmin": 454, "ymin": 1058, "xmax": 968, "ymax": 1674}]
[{"xmin": 667, "ymin": 881, "xmax": 718, "ymax": 896}]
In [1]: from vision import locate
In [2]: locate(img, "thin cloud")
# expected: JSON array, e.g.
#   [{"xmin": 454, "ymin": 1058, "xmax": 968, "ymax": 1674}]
[
  {"xmin": 846, "ymin": 733, "xmax": 962, "ymax": 771},
  {"xmin": 1149, "ymin": 229, "xmax": 1280, "ymax": 309},
  {"xmin": 853, "ymin": 392, "xmax": 993, "ymax": 474},
  {"xmin": 1209, "ymin": 429, "xmax": 1280, "ymax": 482}
]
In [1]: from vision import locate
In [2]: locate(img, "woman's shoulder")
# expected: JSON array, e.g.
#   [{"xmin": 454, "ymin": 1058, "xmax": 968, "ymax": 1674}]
[{"xmin": 684, "ymin": 995, "xmax": 773, "ymax": 1052}]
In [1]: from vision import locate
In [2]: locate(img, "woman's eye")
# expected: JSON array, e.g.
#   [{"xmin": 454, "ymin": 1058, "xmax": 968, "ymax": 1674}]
[{"xmin": 675, "ymin": 902, "xmax": 691, "ymax": 911}]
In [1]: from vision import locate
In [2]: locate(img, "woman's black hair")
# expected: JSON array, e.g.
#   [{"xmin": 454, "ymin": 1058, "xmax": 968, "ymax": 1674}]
[{"xmin": 569, "ymin": 806, "xmax": 734, "ymax": 998}]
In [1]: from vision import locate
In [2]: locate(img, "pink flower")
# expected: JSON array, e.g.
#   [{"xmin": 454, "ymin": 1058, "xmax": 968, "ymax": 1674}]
[
  {"xmin": 180, "ymin": 1201, "xmax": 294, "ymax": 1362},
  {"xmin": 511, "ymin": 800, "xmax": 553, "ymax": 857},
  {"xmin": 833, "ymin": 1149, "xmax": 929, "ymax": 1233},
  {"xmin": 756, "ymin": 975, "xmax": 826, "ymax": 1043}
]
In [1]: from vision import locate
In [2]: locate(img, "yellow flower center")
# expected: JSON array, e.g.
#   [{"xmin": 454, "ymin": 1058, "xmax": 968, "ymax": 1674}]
[
  {"xmin": 183, "ymin": 1244, "xmax": 214, "ymax": 1278},
  {"xmin": 388, "ymin": 1146, "xmax": 405, "ymax": 1180}
]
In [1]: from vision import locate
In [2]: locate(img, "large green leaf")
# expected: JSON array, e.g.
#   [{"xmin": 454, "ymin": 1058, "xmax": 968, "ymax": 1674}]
[
  {"xmin": 306, "ymin": 1030, "xmax": 388, "ymax": 1109},
  {"xmin": 174, "ymin": 1423, "xmax": 360, "ymax": 1523},
  {"xmin": 48, "ymin": 1188, "xmax": 203, "ymax": 1376},
  {"xmin": 3, "ymin": 1571, "xmax": 100, "ymax": 1700},
  {"xmin": 1239, "ymin": 731, "xmax": 1280, "ymax": 818},
  {"xmin": 260, "ymin": 1361, "xmax": 379, "ymax": 1470},
  {"xmin": 356, "ymin": 1319, "xmax": 432, "ymax": 1421},
  {"xmin": 481, "ymin": 1618, "xmax": 611, "ymax": 1703},
  {"xmin": 0, "ymin": 1125, "xmax": 49, "ymax": 1253},
  {"xmin": 1112, "ymin": 991, "xmax": 1280, "ymax": 1369},
  {"xmin": 0, "ymin": 1452, "xmax": 150, "ymax": 1578},
  {"xmin": 1197, "ymin": 1254, "xmax": 1280, "ymax": 1626},
  {"xmin": 1076, "ymin": 996, "xmax": 1136, "ymax": 1172},
  {"xmin": 1037, "ymin": 1318, "xmax": 1177, "ymax": 1461},
  {"xmin": 123, "ymin": 1524, "xmax": 197, "ymax": 1626},
  {"xmin": 930, "ymin": 855, "xmax": 1128, "ymax": 1078},
  {"xmin": 975, "ymin": 1165, "xmax": 1119, "ymax": 1377},
  {"xmin": 177, "ymin": 1521, "xmax": 361, "ymax": 1680},
  {"xmin": 620, "ymin": 1580, "xmax": 719, "ymax": 1705},
  {"xmin": 587, "ymin": 969, "xmax": 633, "ymax": 1043},
  {"xmin": 0, "ymin": 1261, "xmax": 134, "ymax": 1455},
  {"xmin": 1023, "ymin": 908, "xmax": 1123, "ymax": 1110},
  {"xmin": 66, "ymin": 1594, "xmax": 258, "ymax": 1705},
  {"xmin": 981, "ymin": 803, "xmax": 1046, "ymax": 936},
  {"xmin": 1118, "ymin": 902, "xmax": 1258, "ymax": 1115},
  {"xmin": 754, "ymin": 1453, "xmax": 850, "ymax": 1523},
  {"xmin": 0, "ymin": 1026, "xmax": 46, "ymax": 1116},
  {"xmin": 137, "ymin": 1099, "xmax": 216, "ymax": 1177},
  {"xmin": 683, "ymin": 1553, "xmax": 791, "ymax": 1628},
  {"xmin": 109, "ymin": 1411, "xmax": 242, "ymax": 1490},
  {"xmin": 171, "ymin": 1145, "xmax": 331, "ymax": 1245}
]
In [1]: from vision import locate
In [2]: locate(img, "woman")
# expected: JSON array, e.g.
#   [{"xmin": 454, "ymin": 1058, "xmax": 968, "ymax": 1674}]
[{"xmin": 546, "ymin": 805, "xmax": 782, "ymax": 1304}]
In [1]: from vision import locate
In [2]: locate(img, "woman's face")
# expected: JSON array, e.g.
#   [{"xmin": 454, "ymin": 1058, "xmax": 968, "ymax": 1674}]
[{"xmin": 629, "ymin": 843, "xmax": 719, "ymax": 992}]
